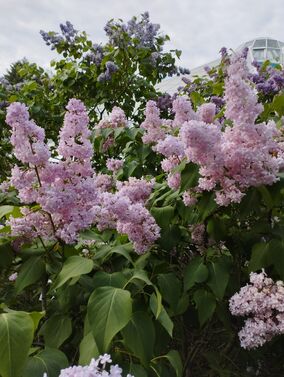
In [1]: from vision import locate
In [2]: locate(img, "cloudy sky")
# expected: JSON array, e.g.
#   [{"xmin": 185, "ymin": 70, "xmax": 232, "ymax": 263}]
[{"xmin": 0, "ymin": 0, "xmax": 283, "ymax": 74}]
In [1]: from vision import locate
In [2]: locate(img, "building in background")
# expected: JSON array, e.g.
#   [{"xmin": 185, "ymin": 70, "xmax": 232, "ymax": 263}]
[{"xmin": 159, "ymin": 37, "xmax": 284, "ymax": 94}]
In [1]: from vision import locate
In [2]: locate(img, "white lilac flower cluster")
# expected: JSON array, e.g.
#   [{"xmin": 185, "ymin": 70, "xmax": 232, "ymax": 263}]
[
  {"xmin": 229, "ymin": 270, "xmax": 284, "ymax": 349},
  {"xmin": 43, "ymin": 354, "xmax": 134, "ymax": 377}
]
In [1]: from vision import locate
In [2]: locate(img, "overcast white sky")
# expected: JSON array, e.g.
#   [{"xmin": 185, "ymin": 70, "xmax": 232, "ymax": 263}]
[{"xmin": 0, "ymin": 0, "xmax": 283, "ymax": 74}]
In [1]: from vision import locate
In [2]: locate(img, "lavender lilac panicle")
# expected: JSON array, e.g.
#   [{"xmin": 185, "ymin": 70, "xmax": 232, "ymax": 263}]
[{"xmin": 5, "ymin": 99, "xmax": 160, "ymax": 253}]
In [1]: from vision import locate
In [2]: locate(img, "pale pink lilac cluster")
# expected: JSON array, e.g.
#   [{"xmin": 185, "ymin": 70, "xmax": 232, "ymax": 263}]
[
  {"xmin": 140, "ymin": 100, "xmax": 166, "ymax": 144},
  {"xmin": 140, "ymin": 51, "xmax": 282, "ymax": 206},
  {"xmin": 106, "ymin": 158, "xmax": 124, "ymax": 173},
  {"xmin": 196, "ymin": 103, "xmax": 216, "ymax": 124},
  {"xmin": 5, "ymin": 100, "xmax": 160, "ymax": 252},
  {"xmin": 167, "ymin": 172, "xmax": 181, "ymax": 190},
  {"xmin": 172, "ymin": 96, "xmax": 196, "ymax": 128},
  {"xmin": 229, "ymin": 270, "xmax": 284, "ymax": 349},
  {"xmin": 182, "ymin": 190, "xmax": 198, "ymax": 207},
  {"xmin": 92, "ymin": 177, "xmax": 160, "ymax": 253},
  {"xmin": 7, "ymin": 99, "xmax": 97, "ymax": 244},
  {"xmin": 116, "ymin": 177, "xmax": 154, "ymax": 204},
  {"xmin": 96, "ymin": 106, "xmax": 127, "ymax": 129},
  {"xmin": 43, "ymin": 354, "xmax": 134, "ymax": 377},
  {"xmin": 142, "ymin": 97, "xmax": 194, "ymax": 191},
  {"xmin": 6, "ymin": 102, "xmax": 50, "ymax": 166}
]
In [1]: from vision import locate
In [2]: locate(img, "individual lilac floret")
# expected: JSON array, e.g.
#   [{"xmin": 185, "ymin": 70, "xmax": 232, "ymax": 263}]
[
  {"xmin": 229, "ymin": 270, "xmax": 284, "ymax": 349},
  {"xmin": 8, "ymin": 272, "xmax": 18, "ymax": 282}
]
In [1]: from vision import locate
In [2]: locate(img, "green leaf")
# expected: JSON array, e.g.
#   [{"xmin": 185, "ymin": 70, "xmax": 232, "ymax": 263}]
[
  {"xmin": 206, "ymin": 217, "xmax": 228, "ymax": 242},
  {"xmin": 0, "ymin": 205, "xmax": 14, "ymax": 219},
  {"xmin": 150, "ymin": 293, "xmax": 173, "ymax": 337},
  {"xmin": 272, "ymin": 94, "xmax": 284, "ymax": 116},
  {"xmin": 122, "ymin": 311, "xmax": 155, "ymax": 365},
  {"xmin": 22, "ymin": 348, "xmax": 68, "ymax": 377},
  {"xmin": 128, "ymin": 364, "xmax": 148, "ymax": 377},
  {"xmin": 197, "ymin": 192, "xmax": 217, "ymax": 221},
  {"xmin": 207, "ymin": 257, "xmax": 231, "ymax": 299},
  {"xmin": 123, "ymin": 269, "xmax": 153, "ymax": 288},
  {"xmin": 157, "ymin": 273, "xmax": 181, "ymax": 309},
  {"xmin": 269, "ymin": 239, "xmax": 284, "ymax": 280},
  {"xmin": 184, "ymin": 256, "xmax": 208, "ymax": 291},
  {"xmin": 190, "ymin": 91, "xmax": 204, "ymax": 108},
  {"xmin": 110, "ymin": 244, "xmax": 133, "ymax": 264},
  {"xmin": 87, "ymin": 286, "xmax": 132, "ymax": 352},
  {"xmin": 0, "ymin": 311, "xmax": 34, "ymax": 377},
  {"xmin": 79, "ymin": 332, "xmax": 100, "ymax": 365},
  {"xmin": 53, "ymin": 256, "xmax": 94, "ymax": 289},
  {"xmin": 151, "ymin": 206, "xmax": 175, "ymax": 229},
  {"xmin": 39, "ymin": 315, "xmax": 72, "ymax": 348},
  {"xmin": 152, "ymin": 350, "xmax": 183, "ymax": 377},
  {"xmin": 180, "ymin": 163, "xmax": 199, "ymax": 192},
  {"xmin": 92, "ymin": 271, "xmax": 128, "ymax": 289},
  {"xmin": 257, "ymin": 186, "xmax": 273, "ymax": 209},
  {"xmin": 28, "ymin": 311, "xmax": 45, "ymax": 332},
  {"xmin": 0, "ymin": 242, "xmax": 13, "ymax": 268},
  {"xmin": 193, "ymin": 289, "xmax": 216, "ymax": 326},
  {"xmin": 248, "ymin": 242, "xmax": 270, "ymax": 272},
  {"xmin": 15, "ymin": 256, "xmax": 45, "ymax": 293}
]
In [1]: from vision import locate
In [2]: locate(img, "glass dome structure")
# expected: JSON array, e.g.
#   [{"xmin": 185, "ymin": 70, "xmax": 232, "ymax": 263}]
[{"xmin": 238, "ymin": 38, "xmax": 284, "ymax": 66}]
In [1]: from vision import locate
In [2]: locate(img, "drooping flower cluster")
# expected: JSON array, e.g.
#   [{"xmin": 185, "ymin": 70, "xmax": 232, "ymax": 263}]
[
  {"xmin": 7, "ymin": 99, "xmax": 97, "ymax": 244},
  {"xmin": 95, "ymin": 106, "xmax": 127, "ymax": 152},
  {"xmin": 229, "ymin": 271, "xmax": 284, "ymax": 349},
  {"xmin": 86, "ymin": 43, "xmax": 105, "ymax": 66},
  {"xmin": 105, "ymin": 11, "xmax": 160, "ymax": 49},
  {"xmin": 96, "ymin": 106, "xmax": 127, "ymax": 129},
  {"xmin": 6, "ymin": 102, "xmax": 50, "ymax": 166},
  {"xmin": 140, "ymin": 100, "xmax": 166, "ymax": 144},
  {"xmin": 106, "ymin": 158, "xmax": 124, "ymax": 173},
  {"xmin": 250, "ymin": 61, "xmax": 284, "ymax": 97},
  {"xmin": 40, "ymin": 21, "xmax": 77, "ymax": 49},
  {"xmin": 92, "ymin": 177, "xmax": 160, "ymax": 254},
  {"xmin": 140, "ymin": 51, "xmax": 282, "ymax": 206},
  {"xmin": 5, "ymin": 99, "xmax": 159, "ymax": 253},
  {"xmin": 43, "ymin": 354, "xmax": 134, "ymax": 377},
  {"xmin": 97, "ymin": 61, "xmax": 119, "ymax": 82}
]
